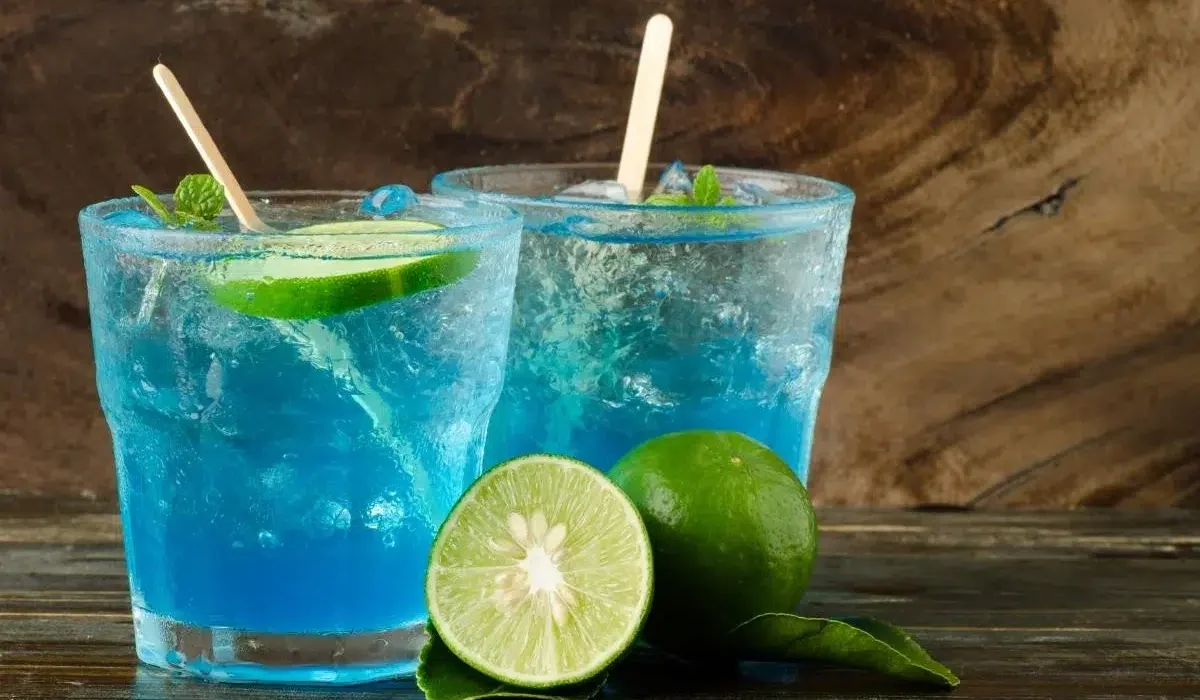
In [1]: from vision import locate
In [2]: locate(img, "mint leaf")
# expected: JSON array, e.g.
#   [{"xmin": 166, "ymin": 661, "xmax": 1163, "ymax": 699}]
[
  {"xmin": 131, "ymin": 185, "xmax": 176, "ymax": 225},
  {"xmin": 417, "ymin": 629, "xmax": 607, "ymax": 700},
  {"xmin": 691, "ymin": 165, "xmax": 721, "ymax": 206},
  {"xmin": 726, "ymin": 613, "xmax": 959, "ymax": 688},
  {"xmin": 717, "ymin": 195, "xmax": 739, "ymax": 206},
  {"xmin": 175, "ymin": 211, "xmax": 221, "ymax": 231},
  {"xmin": 644, "ymin": 193, "xmax": 693, "ymax": 206},
  {"xmin": 174, "ymin": 174, "xmax": 225, "ymax": 220}
]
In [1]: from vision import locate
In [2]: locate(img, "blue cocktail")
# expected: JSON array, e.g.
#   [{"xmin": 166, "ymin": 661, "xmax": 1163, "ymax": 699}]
[
  {"xmin": 79, "ymin": 189, "xmax": 522, "ymax": 683},
  {"xmin": 433, "ymin": 164, "xmax": 854, "ymax": 482}
]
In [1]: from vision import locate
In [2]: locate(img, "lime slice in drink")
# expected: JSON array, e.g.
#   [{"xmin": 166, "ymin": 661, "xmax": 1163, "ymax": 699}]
[
  {"xmin": 207, "ymin": 220, "xmax": 480, "ymax": 320},
  {"xmin": 426, "ymin": 455, "xmax": 653, "ymax": 688}
]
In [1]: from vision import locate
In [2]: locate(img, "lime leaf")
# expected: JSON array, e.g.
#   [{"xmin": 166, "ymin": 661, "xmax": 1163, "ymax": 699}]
[
  {"xmin": 691, "ymin": 165, "xmax": 721, "ymax": 206},
  {"xmin": 726, "ymin": 613, "xmax": 959, "ymax": 687},
  {"xmin": 644, "ymin": 193, "xmax": 693, "ymax": 206},
  {"xmin": 131, "ymin": 185, "xmax": 176, "ymax": 225},
  {"xmin": 418, "ymin": 629, "xmax": 606, "ymax": 700},
  {"xmin": 174, "ymin": 174, "xmax": 225, "ymax": 220}
]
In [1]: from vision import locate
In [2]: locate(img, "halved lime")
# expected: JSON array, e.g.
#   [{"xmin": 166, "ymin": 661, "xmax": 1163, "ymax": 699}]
[
  {"xmin": 426, "ymin": 455, "xmax": 653, "ymax": 688},
  {"xmin": 207, "ymin": 220, "xmax": 480, "ymax": 320}
]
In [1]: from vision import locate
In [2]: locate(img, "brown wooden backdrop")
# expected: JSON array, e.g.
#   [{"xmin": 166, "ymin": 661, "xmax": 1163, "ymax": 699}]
[{"xmin": 1, "ymin": 0, "xmax": 1197, "ymax": 508}]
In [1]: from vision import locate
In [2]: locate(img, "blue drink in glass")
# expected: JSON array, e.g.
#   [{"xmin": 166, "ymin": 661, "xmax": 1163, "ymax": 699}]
[
  {"xmin": 79, "ymin": 190, "xmax": 522, "ymax": 684},
  {"xmin": 433, "ymin": 165, "xmax": 853, "ymax": 482}
]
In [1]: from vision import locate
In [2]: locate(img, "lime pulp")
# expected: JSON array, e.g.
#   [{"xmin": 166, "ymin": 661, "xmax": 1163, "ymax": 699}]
[{"xmin": 426, "ymin": 455, "xmax": 653, "ymax": 688}]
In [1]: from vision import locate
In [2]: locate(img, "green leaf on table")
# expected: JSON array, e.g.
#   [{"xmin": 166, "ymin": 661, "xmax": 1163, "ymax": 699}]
[
  {"xmin": 174, "ymin": 173, "xmax": 225, "ymax": 220},
  {"xmin": 417, "ymin": 629, "xmax": 607, "ymax": 700},
  {"xmin": 726, "ymin": 613, "xmax": 959, "ymax": 688},
  {"xmin": 691, "ymin": 165, "xmax": 721, "ymax": 206},
  {"xmin": 131, "ymin": 185, "xmax": 177, "ymax": 225}
]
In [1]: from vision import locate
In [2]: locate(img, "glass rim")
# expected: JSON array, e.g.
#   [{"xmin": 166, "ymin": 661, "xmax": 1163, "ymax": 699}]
[
  {"xmin": 431, "ymin": 163, "xmax": 856, "ymax": 214},
  {"xmin": 78, "ymin": 189, "xmax": 524, "ymax": 255}
]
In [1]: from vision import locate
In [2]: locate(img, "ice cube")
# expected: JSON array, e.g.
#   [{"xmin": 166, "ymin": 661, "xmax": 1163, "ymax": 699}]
[
  {"xmin": 361, "ymin": 184, "xmax": 418, "ymax": 216},
  {"xmin": 305, "ymin": 499, "xmax": 352, "ymax": 536},
  {"xmin": 654, "ymin": 160, "xmax": 693, "ymax": 195},
  {"xmin": 365, "ymin": 492, "xmax": 406, "ymax": 532},
  {"xmin": 104, "ymin": 209, "xmax": 161, "ymax": 228},
  {"xmin": 731, "ymin": 181, "xmax": 780, "ymax": 205},
  {"xmin": 552, "ymin": 180, "xmax": 629, "ymax": 203}
]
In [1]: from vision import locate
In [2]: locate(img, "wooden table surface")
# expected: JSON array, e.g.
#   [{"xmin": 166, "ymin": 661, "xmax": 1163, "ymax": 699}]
[{"xmin": 1, "ymin": 495, "xmax": 1197, "ymax": 699}]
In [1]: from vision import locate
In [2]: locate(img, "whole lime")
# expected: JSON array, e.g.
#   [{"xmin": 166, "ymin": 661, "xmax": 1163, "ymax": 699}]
[{"xmin": 608, "ymin": 430, "xmax": 817, "ymax": 653}]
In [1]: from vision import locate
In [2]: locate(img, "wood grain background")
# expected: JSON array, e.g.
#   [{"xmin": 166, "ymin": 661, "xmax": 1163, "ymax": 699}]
[{"xmin": 0, "ymin": 0, "xmax": 1197, "ymax": 507}]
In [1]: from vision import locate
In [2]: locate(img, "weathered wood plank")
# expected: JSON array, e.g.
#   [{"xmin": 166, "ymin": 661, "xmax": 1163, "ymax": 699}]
[
  {"xmin": 1, "ymin": 1, "xmax": 1199, "ymax": 507},
  {"xmin": 0, "ymin": 498, "xmax": 1197, "ymax": 698}
]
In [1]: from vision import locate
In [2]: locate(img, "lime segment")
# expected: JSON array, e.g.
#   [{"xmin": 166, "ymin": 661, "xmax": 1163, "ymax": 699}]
[
  {"xmin": 207, "ymin": 220, "xmax": 480, "ymax": 320},
  {"xmin": 426, "ymin": 455, "xmax": 653, "ymax": 688}
]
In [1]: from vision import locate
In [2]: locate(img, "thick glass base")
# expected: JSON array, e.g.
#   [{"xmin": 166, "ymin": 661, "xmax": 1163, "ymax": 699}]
[{"xmin": 133, "ymin": 606, "xmax": 427, "ymax": 685}]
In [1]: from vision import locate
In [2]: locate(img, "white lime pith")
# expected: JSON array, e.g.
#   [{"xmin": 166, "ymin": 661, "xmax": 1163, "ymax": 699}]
[{"xmin": 426, "ymin": 455, "xmax": 653, "ymax": 688}]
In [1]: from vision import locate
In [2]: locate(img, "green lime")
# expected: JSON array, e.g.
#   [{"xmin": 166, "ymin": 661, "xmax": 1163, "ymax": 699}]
[
  {"xmin": 608, "ymin": 430, "xmax": 817, "ymax": 654},
  {"xmin": 426, "ymin": 454, "xmax": 653, "ymax": 688},
  {"xmin": 207, "ymin": 220, "xmax": 480, "ymax": 320}
]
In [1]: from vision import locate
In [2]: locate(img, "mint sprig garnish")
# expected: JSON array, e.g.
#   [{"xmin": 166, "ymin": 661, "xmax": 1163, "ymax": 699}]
[
  {"xmin": 692, "ymin": 165, "xmax": 721, "ymax": 205},
  {"xmin": 643, "ymin": 193, "xmax": 692, "ymax": 206},
  {"xmin": 174, "ymin": 174, "xmax": 225, "ymax": 220},
  {"xmin": 645, "ymin": 165, "xmax": 739, "ymax": 207},
  {"xmin": 131, "ymin": 174, "xmax": 225, "ymax": 230}
]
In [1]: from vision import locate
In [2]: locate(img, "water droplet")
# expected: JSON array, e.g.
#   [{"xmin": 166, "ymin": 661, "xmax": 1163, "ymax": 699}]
[{"xmin": 258, "ymin": 530, "xmax": 279, "ymax": 548}]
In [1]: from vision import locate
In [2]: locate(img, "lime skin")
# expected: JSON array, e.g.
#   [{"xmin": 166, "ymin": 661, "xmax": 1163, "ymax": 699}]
[{"xmin": 609, "ymin": 430, "xmax": 818, "ymax": 655}]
